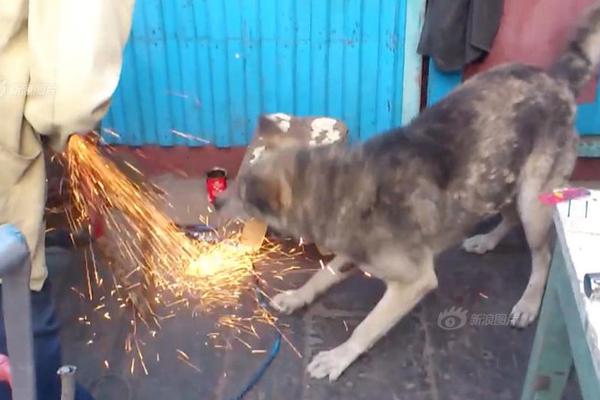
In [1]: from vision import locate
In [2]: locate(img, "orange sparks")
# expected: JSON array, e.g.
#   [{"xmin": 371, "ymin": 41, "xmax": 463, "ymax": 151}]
[
  {"xmin": 176, "ymin": 349, "xmax": 190, "ymax": 361},
  {"xmin": 178, "ymin": 358, "xmax": 203, "ymax": 374},
  {"xmin": 64, "ymin": 134, "xmax": 303, "ymax": 372},
  {"xmin": 65, "ymin": 135, "xmax": 292, "ymax": 314}
]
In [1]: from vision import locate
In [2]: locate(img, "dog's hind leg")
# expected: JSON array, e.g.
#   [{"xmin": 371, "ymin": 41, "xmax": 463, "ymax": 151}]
[
  {"xmin": 510, "ymin": 183, "xmax": 553, "ymax": 327},
  {"xmin": 270, "ymin": 255, "xmax": 354, "ymax": 314},
  {"xmin": 307, "ymin": 250, "xmax": 437, "ymax": 381},
  {"xmin": 510, "ymin": 135, "xmax": 577, "ymax": 327},
  {"xmin": 462, "ymin": 206, "xmax": 519, "ymax": 254}
]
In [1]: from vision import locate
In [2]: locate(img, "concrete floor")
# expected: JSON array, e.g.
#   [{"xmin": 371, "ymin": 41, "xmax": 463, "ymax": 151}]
[
  {"xmin": 42, "ymin": 172, "xmax": 592, "ymax": 399},
  {"xmin": 46, "ymin": 226, "xmax": 585, "ymax": 400}
]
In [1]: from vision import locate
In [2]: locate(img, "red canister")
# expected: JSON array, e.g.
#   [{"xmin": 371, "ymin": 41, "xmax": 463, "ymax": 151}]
[
  {"xmin": 90, "ymin": 212, "xmax": 105, "ymax": 239},
  {"xmin": 206, "ymin": 167, "xmax": 228, "ymax": 204}
]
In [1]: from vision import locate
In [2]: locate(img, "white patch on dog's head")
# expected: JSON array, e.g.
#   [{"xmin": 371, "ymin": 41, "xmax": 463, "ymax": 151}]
[
  {"xmin": 266, "ymin": 113, "xmax": 291, "ymax": 133},
  {"xmin": 249, "ymin": 145, "xmax": 266, "ymax": 164},
  {"xmin": 310, "ymin": 117, "xmax": 342, "ymax": 146},
  {"xmin": 321, "ymin": 130, "xmax": 342, "ymax": 144},
  {"xmin": 266, "ymin": 113, "xmax": 291, "ymax": 121},
  {"xmin": 310, "ymin": 117, "xmax": 337, "ymax": 135}
]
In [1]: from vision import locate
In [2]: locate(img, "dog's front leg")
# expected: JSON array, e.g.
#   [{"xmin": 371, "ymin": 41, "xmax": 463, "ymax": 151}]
[
  {"xmin": 270, "ymin": 255, "xmax": 353, "ymax": 314},
  {"xmin": 307, "ymin": 268, "xmax": 438, "ymax": 381}
]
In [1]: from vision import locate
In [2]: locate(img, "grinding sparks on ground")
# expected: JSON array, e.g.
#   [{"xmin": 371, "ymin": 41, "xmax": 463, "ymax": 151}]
[
  {"xmin": 176, "ymin": 349, "xmax": 202, "ymax": 373},
  {"xmin": 64, "ymin": 134, "xmax": 302, "ymax": 373}
]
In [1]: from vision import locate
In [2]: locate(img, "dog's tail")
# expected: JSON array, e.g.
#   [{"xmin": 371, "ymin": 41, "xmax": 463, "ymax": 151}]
[{"xmin": 550, "ymin": 2, "xmax": 600, "ymax": 95}]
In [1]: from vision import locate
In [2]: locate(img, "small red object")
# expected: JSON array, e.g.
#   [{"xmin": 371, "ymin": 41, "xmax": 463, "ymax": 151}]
[
  {"xmin": 90, "ymin": 212, "xmax": 105, "ymax": 238},
  {"xmin": 0, "ymin": 354, "xmax": 12, "ymax": 387},
  {"xmin": 538, "ymin": 187, "xmax": 591, "ymax": 205},
  {"xmin": 206, "ymin": 167, "xmax": 228, "ymax": 204}
]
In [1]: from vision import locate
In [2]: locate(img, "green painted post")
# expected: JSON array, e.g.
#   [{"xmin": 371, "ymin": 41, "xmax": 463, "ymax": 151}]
[
  {"xmin": 521, "ymin": 247, "xmax": 573, "ymax": 400},
  {"xmin": 553, "ymin": 251, "xmax": 600, "ymax": 400}
]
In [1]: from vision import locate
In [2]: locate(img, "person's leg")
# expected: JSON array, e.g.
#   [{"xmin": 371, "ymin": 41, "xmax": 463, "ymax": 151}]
[
  {"xmin": 45, "ymin": 228, "xmax": 93, "ymax": 249},
  {"xmin": 29, "ymin": 281, "xmax": 62, "ymax": 400},
  {"xmin": 0, "ymin": 282, "xmax": 95, "ymax": 400}
]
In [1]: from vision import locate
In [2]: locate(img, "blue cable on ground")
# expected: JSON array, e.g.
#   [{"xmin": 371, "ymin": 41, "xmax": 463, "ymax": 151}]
[
  {"xmin": 227, "ymin": 269, "xmax": 282, "ymax": 400},
  {"xmin": 229, "ymin": 332, "xmax": 281, "ymax": 400}
]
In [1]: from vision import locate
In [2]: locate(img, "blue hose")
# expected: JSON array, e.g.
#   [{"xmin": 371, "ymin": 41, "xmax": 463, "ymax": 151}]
[
  {"xmin": 228, "ymin": 333, "xmax": 281, "ymax": 400},
  {"xmin": 227, "ymin": 274, "xmax": 282, "ymax": 400}
]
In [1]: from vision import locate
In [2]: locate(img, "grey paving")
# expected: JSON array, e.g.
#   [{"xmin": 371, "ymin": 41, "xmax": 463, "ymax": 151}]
[{"xmin": 45, "ymin": 223, "xmax": 583, "ymax": 399}]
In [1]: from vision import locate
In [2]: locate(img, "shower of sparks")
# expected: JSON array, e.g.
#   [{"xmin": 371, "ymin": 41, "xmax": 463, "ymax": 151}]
[
  {"xmin": 102, "ymin": 128, "xmax": 121, "ymax": 139},
  {"xmin": 64, "ymin": 134, "xmax": 302, "ymax": 373},
  {"xmin": 170, "ymin": 129, "xmax": 210, "ymax": 144}
]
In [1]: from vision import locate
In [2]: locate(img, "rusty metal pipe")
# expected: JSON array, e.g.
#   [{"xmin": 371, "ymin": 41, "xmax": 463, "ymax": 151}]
[{"xmin": 57, "ymin": 365, "xmax": 77, "ymax": 400}]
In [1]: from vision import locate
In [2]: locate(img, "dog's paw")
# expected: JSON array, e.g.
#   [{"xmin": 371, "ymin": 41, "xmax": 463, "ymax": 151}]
[
  {"xmin": 462, "ymin": 234, "xmax": 497, "ymax": 255},
  {"xmin": 270, "ymin": 290, "xmax": 309, "ymax": 314},
  {"xmin": 509, "ymin": 298, "xmax": 541, "ymax": 328},
  {"xmin": 307, "ymin": 342, "xmax": 361, "ymax": 381}
]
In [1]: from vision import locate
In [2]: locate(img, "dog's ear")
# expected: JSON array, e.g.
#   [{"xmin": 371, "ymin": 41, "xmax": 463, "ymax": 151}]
[
  {"xmin": 257, "ymin": 115, "xmax": 285, "ymax": 135},
  {"xmin": 256, "ymin": 114, "xmax": 298, "ymax": 149}
]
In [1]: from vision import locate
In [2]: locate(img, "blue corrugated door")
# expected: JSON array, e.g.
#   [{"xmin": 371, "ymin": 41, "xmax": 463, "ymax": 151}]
[{"xmin": 102, "ymin": 0, "xmax": 425, "ymax": 147}]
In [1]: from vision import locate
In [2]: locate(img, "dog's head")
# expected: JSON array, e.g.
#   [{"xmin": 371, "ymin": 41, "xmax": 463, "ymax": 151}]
[
  {"xmin": 214, "ymin": 149, "xmax": 296, "ymax": 231},
  {"xmin": 214, "ymin": 115, "xmax": 302, "ymax": 230}
]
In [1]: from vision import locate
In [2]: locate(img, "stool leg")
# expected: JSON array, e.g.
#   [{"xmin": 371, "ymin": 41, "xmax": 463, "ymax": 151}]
[{"xmin": 521, "ymin": 246, "xmax": 572, "ymax": 400}]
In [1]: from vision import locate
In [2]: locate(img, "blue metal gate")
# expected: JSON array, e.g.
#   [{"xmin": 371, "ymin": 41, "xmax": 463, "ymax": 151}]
[{"xmin": 101, "ymin": 0, "xmax": 425, "ymax": 147}]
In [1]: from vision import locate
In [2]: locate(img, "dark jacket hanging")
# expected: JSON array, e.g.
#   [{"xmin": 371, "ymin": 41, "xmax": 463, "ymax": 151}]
[{"xmin": 418, "ymin": 0, "xmax": 504, "ymax": 72}]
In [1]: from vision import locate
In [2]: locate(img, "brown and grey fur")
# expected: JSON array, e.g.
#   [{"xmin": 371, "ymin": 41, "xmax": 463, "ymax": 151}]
[{"xmin": 215, "ymin": 3, "xmax": 600, "ymax": 381}]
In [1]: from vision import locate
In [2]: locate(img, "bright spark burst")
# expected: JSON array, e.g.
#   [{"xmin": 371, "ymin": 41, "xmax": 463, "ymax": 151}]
[{"xmin": 64, "ymin": 134, "xmax": 302, "ymax": 373}]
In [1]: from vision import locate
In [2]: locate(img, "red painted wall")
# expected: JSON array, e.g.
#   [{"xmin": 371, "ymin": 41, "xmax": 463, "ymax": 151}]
[{"xmin": 465, "ymin": 0, "xmax": 597, "ymax": 103}]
